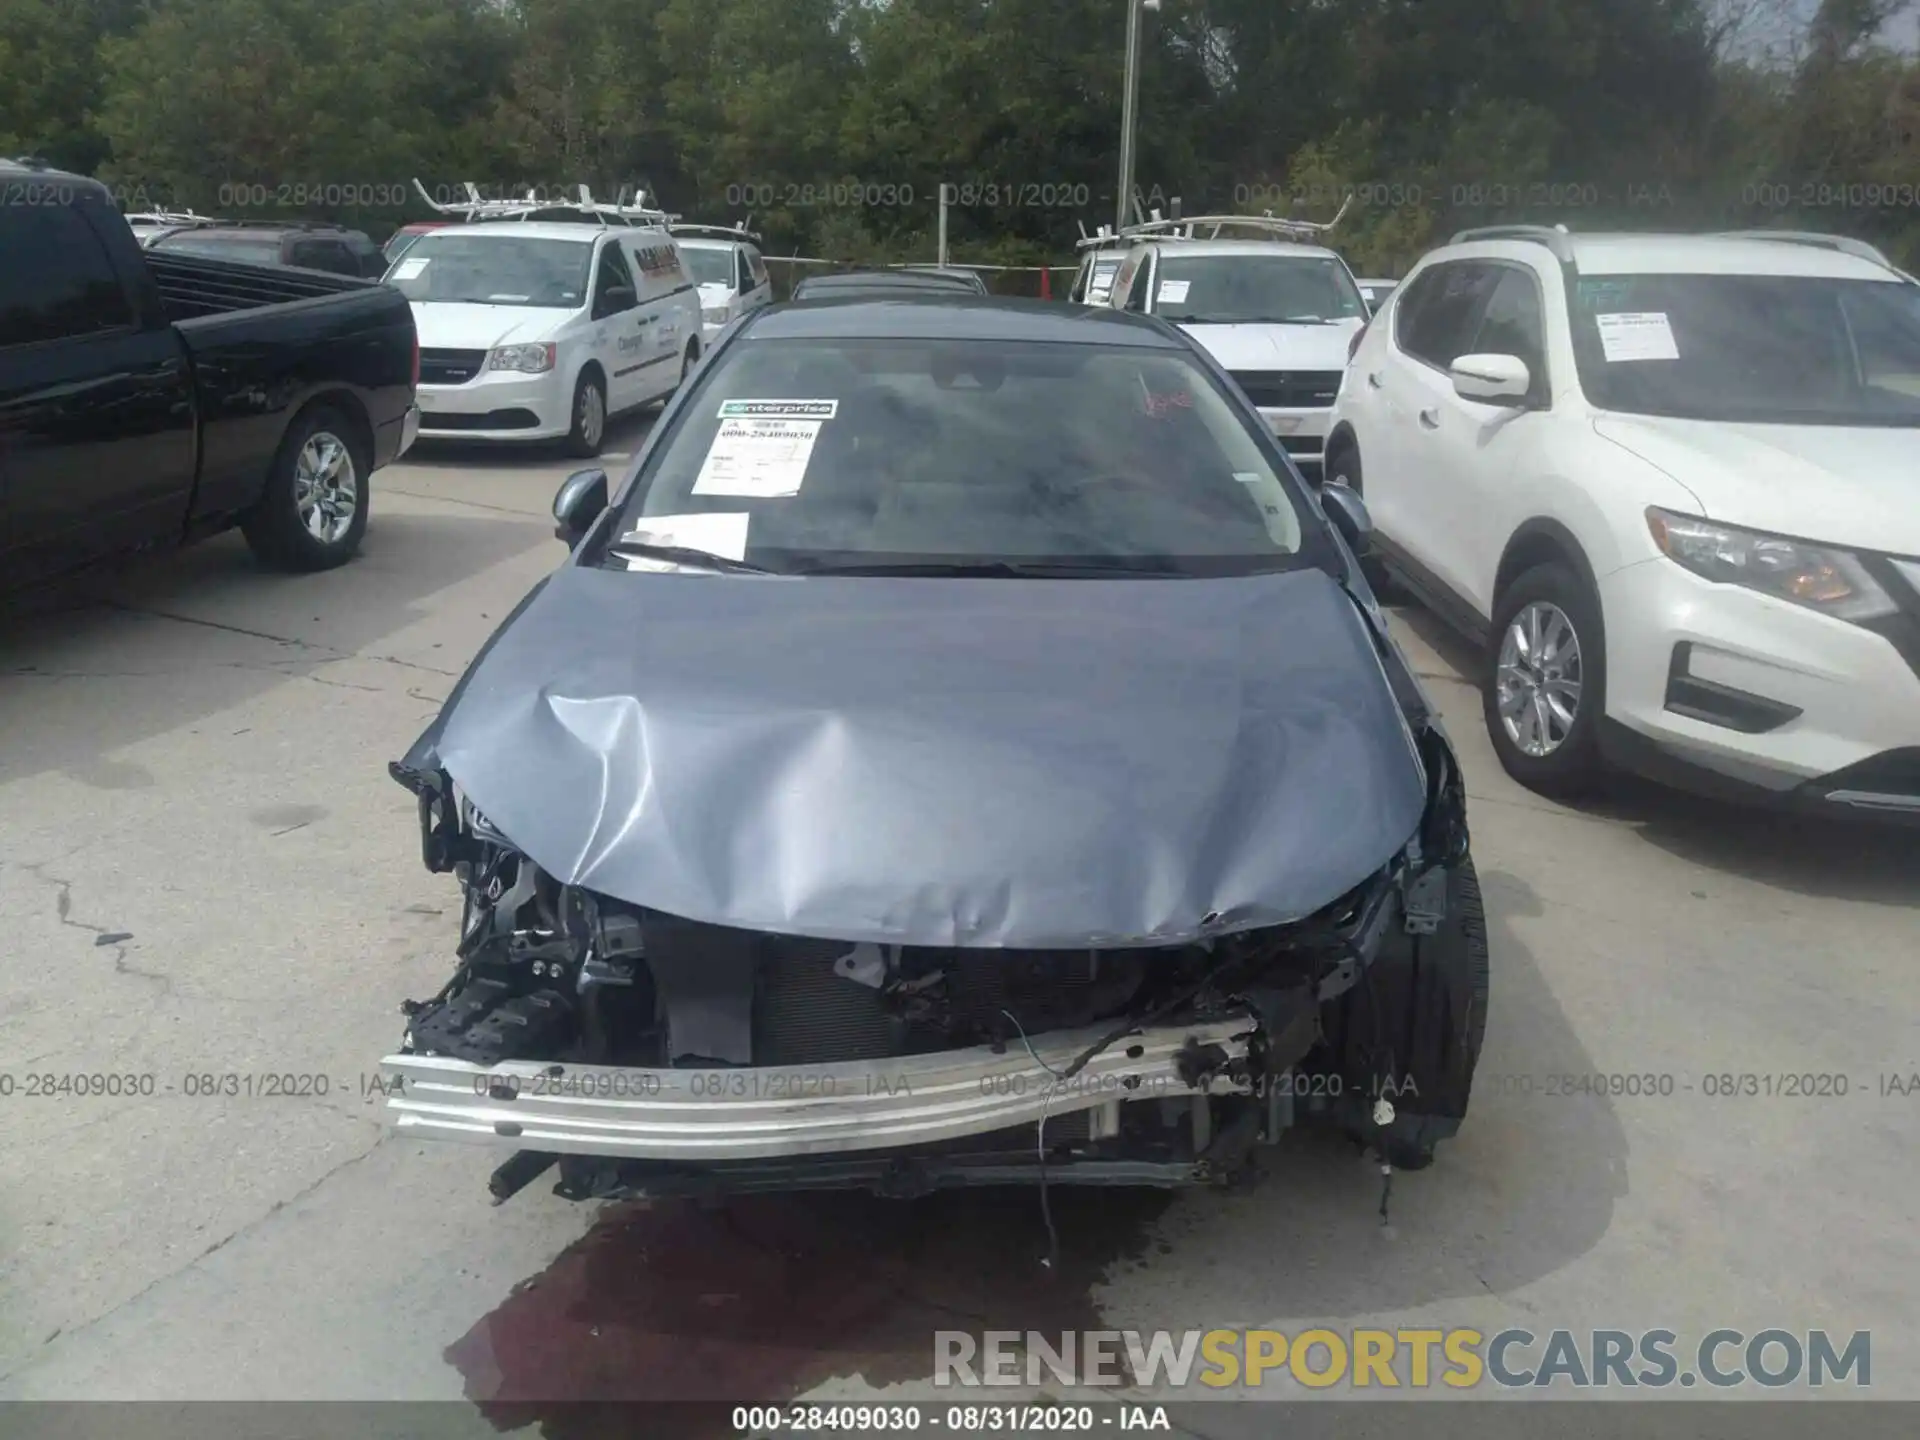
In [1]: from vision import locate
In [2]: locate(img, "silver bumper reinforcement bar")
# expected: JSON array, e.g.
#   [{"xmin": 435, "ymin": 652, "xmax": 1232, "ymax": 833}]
[{"xmin": 379, "ymin": 1013, "xmax": 1255, "ymax": 1161}]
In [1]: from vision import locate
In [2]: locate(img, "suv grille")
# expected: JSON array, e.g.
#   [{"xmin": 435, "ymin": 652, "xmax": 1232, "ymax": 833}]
[
  {"xmin": 419, "ymin": 348, "xmax": 488, "ymax": 386},
  {"xmin": 1229, "ymin": 370, "xmax": 1343, "ymax": 409}
]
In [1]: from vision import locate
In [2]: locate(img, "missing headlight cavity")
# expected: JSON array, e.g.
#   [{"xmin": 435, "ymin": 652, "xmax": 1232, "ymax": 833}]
[{"xmin": 383, "ymin": 711, "xmax": 1488, "ymax": 1208}]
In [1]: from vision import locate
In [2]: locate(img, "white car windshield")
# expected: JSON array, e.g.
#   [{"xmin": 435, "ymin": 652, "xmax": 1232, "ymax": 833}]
[
  {"xmin": 611, "ymin": 336, "xmax": 1312, "ymax": 576},
  {"xmin": 385, "ymin": 234, "xmax": 593, "ymax": 308},
  {"xmin": 681, "ymin": 247, "xmax": 734, "ymax": 287},
  {"xmin": 1155, "ymin": 254, "xmax": 1367, "ymax": 326},
  {"xmin": 1572, "ymin": 273, "xmax": 1920, "ymax": 427}
]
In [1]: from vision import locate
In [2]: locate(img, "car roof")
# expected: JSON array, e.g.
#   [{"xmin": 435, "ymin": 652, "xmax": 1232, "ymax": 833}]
[
  {"xmin": 1448, "ymin": 231, "xmax": 1900, "ymax": 281},
  {"xmin": 156, "ymin": 226, "xmax": 361, "ymax": 242},
  {"xmin": 745, "ymin": 294, "xmax": 1182, "ymax": 346},
  {"xmin": 1, "ymin": 158, "xmax": 109, "ymax": 199},
  {"xmin": 795, "ymin": 270, "xmax": 980, "ymax": 292},
  {"xmin": 414, "ymin": 221, "xmax": 660, "ymax": 242},
  {"xmin": 1139, "ymin": 239, "xmax": 1340, "ymax": 261}
]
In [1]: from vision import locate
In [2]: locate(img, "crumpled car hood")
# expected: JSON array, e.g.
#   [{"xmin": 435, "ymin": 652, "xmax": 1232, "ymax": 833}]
[{"xmin": 404, "ymin": 564, "xmax": 1428, "ymax": 949}]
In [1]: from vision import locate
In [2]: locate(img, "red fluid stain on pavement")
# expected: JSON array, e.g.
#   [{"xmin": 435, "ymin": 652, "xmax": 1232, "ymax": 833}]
[{"xmin": 447, "ymin": 1188, "xmax": 1171, "ymax": 1437}]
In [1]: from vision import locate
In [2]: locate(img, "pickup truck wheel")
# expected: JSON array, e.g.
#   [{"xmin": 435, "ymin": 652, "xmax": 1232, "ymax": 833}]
[
  {"xmin": 563, "ymin": 371, "xmax": 607, "ymax": 458},
  {"xmin": 1484, "ymin": 562, "xmax": 1607, "ymax": 797},
  {"xmin": 241, "ymin": 406, "xmax": 369, "ymax": 572}
]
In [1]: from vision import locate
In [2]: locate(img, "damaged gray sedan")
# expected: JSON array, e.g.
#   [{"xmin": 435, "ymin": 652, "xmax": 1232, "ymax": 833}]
[{"xmin": 383, "ymin": 296, "xmax": 1487, "ymax": 1207}]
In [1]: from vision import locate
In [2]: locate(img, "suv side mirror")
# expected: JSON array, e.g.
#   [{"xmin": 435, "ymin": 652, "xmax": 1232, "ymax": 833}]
[
  {"xmin": 1319, "ymin": 481, "xmax": 1374, "ymax": 556},
  {"xmin": 553, "ymin": 468, "xmax": 609, "ymax": 547},
  {"xmin": 1450, "ymin": 353, "xmax": 1532, "ymax": 406}
]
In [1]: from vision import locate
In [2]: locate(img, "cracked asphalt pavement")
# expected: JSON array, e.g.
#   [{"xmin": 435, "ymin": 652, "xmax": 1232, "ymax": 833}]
[{"xmin": 2, "ymin": 424, "xmax": 1917, "ymax": 1407}]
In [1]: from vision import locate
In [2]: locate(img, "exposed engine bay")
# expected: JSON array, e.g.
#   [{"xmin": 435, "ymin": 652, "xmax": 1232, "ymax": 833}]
[{"xmin": 380, "ymin": 718, "xmax": 1477, "ymax": 1208}]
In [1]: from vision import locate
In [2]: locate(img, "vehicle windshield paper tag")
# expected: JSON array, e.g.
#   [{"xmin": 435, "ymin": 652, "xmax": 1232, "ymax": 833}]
[
  {"xmin": 618, "ymin": 512, "xmax": 750, "ymax": 563},
  {"xmin": 692, "ymin": 418, "xmax": 824, "ymax": 497},
  {"xmin": 392, "ymin": 257, "xmax": 429, "ymax": 280},
  {"xmin": 1594, "ymin": 312, "xmax": 1678, "ymax": 362},
  {"xmin": 716, "ymin": 399, "xmax": 839, "ymax": 420},
  {"xmin": 1157, "ymin": 279, "xmax": 1190, "ymax": 303}
]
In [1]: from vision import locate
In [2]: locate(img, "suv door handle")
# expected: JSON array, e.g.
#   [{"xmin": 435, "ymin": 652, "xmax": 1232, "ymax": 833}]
[
  {"xmin": 1418, "ymin": 407, "xmax": 1440, "ymax": 429},
  {"xmin": 1366, "ymin": 372, "xmax": 1383, "ymax": 389}
]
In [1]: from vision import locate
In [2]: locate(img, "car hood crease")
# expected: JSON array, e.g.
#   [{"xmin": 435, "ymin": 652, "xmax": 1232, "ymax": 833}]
[{"xmin": 410, "ymin": 564, "xmax": 1428, "ymax": 949}]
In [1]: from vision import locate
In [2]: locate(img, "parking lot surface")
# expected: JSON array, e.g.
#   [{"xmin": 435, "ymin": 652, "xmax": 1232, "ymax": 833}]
[{"xmin": 3, "ymin": 423, "xmax": 1916, "ymax": 1410}]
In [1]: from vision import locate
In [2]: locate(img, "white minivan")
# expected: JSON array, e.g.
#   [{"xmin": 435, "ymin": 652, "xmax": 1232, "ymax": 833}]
[
  {"xmin": 387, "ymin": 221, "xmax": 704, "ymax": 456},
  {"xmin": 1105, "ymin": 237, "xmax": 1370, "ymax": 475},
  {"xmin": 671, "ymin": 226, "xmax": 773, "ymax": 343}
]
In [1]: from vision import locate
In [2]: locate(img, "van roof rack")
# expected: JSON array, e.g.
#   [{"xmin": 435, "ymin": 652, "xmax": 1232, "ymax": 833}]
[
  {"xmin": 411, "ymin": 179, "xmax": 679, "ymax": 228},
  {"xmin": 124, "ymin": 208, "xmax": 216, "ymax": 227},
  {"xmin": 1448, "ymin": 224, "xmax": 1576, "ymax": 262},
  {"xmin": 670, "ymin": 219, "xmax": 762, "ymax": 243},
  {"xmin": 1716, "ymin": 229, "xmax": 1910, "ymax": 277},
  {"xmin": 1082, "ymin": 198, "xmax": 1353, "ymax": 250}
]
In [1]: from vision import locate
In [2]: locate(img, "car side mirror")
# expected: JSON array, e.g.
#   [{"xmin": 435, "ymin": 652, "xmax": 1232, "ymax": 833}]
[
  {"xmin": 597, "ymin": 284, "xmax": 636, "ymax": 318},
  {"xmin": 553, "ymin": 468, "xmax": 609, "ymax": 547},
  {"xmin": 1450, "ymin": 353, "xmax": 1532, "ymax": 406},
  {"xmin": 1319, "ymin": 481, "xmax": 1374, "ymax": 556}
]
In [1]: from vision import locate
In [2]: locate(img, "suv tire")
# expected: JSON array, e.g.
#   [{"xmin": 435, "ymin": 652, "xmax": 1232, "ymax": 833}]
[
  {"xmin": 1323, "ymin": 445, "xmax": 1399, "ymax": 598},
  {"xmin": 1484, "ymin": 561, "xmax": 1607, "ymax": 797}
]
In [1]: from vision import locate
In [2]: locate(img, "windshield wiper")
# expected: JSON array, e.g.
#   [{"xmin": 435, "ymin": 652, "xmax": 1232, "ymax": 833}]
[
  {"xmin": 787, "ymin": 558, "xmax": 1186, "ymax": 578},
  {"xmin": 605, "ymin": 540, "xmax": 779, "ymax": 575}
]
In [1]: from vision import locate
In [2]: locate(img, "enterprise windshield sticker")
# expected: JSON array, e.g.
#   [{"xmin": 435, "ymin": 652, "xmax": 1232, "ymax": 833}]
[
  {"xmin": 1595, "ymin": 312, "xmax": 1679, "ymax": 363},
  {"xmin": 392, "ymin": 257, "xmax": 429, "ymax": 280},
  {"xmin": 717, "ymin": 399, "xmax": 839, "ymax": 420},
  {"xmin": 618, "ymin": 512, "xmax": 750, "ymax": 563},
  {"xmin": 1157, "ymin": 279, "xmax": 1190, "ymax": 303},
  {"xmin": 692, "ymin": 418, "xmax": 824, "ymax": 498}
]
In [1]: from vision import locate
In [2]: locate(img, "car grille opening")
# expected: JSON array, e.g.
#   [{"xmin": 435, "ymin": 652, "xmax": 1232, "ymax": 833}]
[
  {"xmin": 418, "ymin": 348, "xmax": 489, "ymax": 385},
  {"xmin": 418, "ymin": 408, "xmax": 542, "ymax": 431},
  {"xmin": 1230, "ymin": 370, "xmax": 1343, "ymax": 409}
]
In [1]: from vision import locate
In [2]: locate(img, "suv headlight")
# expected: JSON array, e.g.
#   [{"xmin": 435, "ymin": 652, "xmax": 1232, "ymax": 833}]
[
  {"xmin": 486, "ymin": 342, "xmax": 556, "ymax": 374},
  {"xmin": 1646, "ymin": 508, "xmax": 1896, "ymax": 621},
  {"xmin": 701, "ymin": 305, "xmax": 729, "ymax": 325}
]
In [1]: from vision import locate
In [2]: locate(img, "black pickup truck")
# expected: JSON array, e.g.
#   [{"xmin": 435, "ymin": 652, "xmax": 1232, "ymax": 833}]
[{"xmin": 1, "ymin": 161, "xmax": 419, "ymax": 596}]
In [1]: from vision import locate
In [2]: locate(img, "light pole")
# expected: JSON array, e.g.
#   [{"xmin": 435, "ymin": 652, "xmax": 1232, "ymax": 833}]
[{"xmin": 1115, "ymin": 0, "xmax": 1161, "ymax": 236}]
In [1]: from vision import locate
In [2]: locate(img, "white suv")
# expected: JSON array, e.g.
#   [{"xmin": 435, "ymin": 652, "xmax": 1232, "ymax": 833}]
[{"xmin": 1327, "ymin": 226, "xmax": 1920, "ymax": 818}]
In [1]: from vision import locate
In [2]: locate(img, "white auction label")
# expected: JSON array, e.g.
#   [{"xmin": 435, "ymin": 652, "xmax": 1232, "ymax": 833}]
[
  {"xmin": 692, "ymin": 418, "xmax": 825, "ymax": 498},
  {"xmin": 618, "ymin": 512, "xmax": 750, "ymax": 562},
  {"xmin": 1595, "ymin": 311, "xmax": 1679, "ymax": 363}
]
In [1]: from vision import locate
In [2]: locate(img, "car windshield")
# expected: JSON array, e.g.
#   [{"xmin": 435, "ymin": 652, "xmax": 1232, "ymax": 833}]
[
  {"xmin": 155, "ymin": 234, "xmax": 282, "ymax": 265},
  {"xmin": 384, "ymin": 233, "xmax": 593, "ymax": 307},
  {"xmin": 1154, "ymin": 254, "xmax": 1367, "ymax": 325},
  {"xmin": 1571, "ymin": 273, "xmax": 1920, "ymax": 427},
  {"xmin": 608, "ymin": 336, "xmax": 1312, "ymax": 576},
  {"xmin": 682, "ymin": 246, "xmax": 734, "ymax": 286}
]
